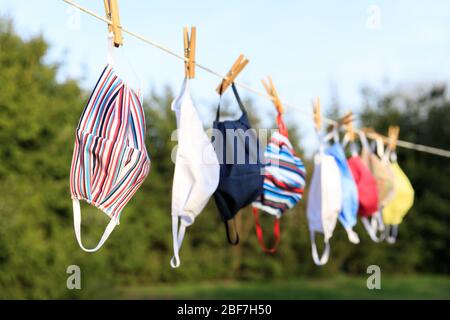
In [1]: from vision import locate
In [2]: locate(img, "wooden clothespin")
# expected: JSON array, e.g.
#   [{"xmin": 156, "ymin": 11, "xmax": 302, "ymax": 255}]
[
  {"xmin": 337, "ymin": 111, "xmax": 354, "ymax": 127},
  {"xmin": 312, "ymin": 97, "xmax": 322, "ymax": 132},
  {"xmin": 216, "ymin": 54, "xmax": 249, "ymax": 94},
  {"xmin": 103, "ymin": 0, "xmax": 123, "ymax": 47},
  {"xmin": 261, "ymin": 76, "xmax": 284, "ymax": 114},
  {"xmin": 388, "ymin": 125, "xmax": 400, "ymax": 150},
  {"xmin": 362, "ymin": 127, "xmax": 389, "ymax": 145},
  {"xmin": 183, "ymin": 27, "xmax": 197, "ymax": 79},
  {"xmin": 339, "ymin": 111, "xmax": 356, "ymax": 142}
]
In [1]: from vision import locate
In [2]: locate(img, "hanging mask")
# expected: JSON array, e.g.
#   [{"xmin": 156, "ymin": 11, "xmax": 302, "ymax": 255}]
[
  {"xmin": 170, "ymin": 78, "xmax": 220, "ymax": 268},
  {"xmin": 307, "ymin": 142, "xmax": 341, "ymax": 266},
  {"xmin": 70, "ymin": 64, "xmax": 151, "ymax": 252},
  {"xmin": 358, "ymin": 133, "xmax": 394, "ymax": 241},
  {"xmin": 212, "ymin": 83, "xmax": 264, "ymax": 245},
  {"xmin": 344, "ymin": 132, "xmax": 380, "ymax": 242},
  {"xmin": 325, "ymin": 128, "xmax": 360, "ymax": 244},
  {"xmin": 252, "ymin": 113, "xmax": 306, "ymax": 253},
  {"xmin": 382, "ymin": 151, "xmax": 414, "ymax": 244}
]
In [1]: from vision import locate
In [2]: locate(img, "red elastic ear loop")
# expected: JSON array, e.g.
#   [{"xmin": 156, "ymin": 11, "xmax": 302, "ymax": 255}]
[
  {"xmin": 276, "ymin": 113, "xmax": 288, "ymax": 137},
  {"xmin": 252, "ymin": 207, "xmax": 280, "ymax": 254}
]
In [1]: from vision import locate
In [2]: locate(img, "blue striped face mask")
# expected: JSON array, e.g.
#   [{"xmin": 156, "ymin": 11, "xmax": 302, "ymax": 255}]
[{"xmin": 252, "ymin": 112, "xmax": 306, "ymax": 253}]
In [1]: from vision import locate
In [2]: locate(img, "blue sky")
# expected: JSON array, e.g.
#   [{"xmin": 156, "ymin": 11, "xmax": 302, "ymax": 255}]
[{"xmin": 1, "ymin": 0, "xmax": 450, "ymax": 153}]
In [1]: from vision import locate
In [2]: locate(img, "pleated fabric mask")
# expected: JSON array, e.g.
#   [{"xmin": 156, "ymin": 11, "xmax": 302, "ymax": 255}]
[{"xmin": 70, "ymin": 64, "xmax": 151, "ymax": 252}]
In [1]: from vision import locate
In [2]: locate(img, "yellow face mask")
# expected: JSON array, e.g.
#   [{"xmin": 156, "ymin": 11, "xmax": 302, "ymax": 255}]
[{"xmin": 382, "ymin": 162, "xmax": 414, "ymax": 241}]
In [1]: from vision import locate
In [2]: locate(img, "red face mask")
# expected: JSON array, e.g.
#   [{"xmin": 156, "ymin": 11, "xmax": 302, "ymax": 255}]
[{"xmin": 347, "ymin": 155, "xmax": 379, "ymax": 217}]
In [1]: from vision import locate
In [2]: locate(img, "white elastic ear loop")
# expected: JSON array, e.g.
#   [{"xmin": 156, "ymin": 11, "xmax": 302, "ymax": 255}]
[
  {"xmin": 323, "ymin": 124, "xmax": 339, "ymax": 144},
  {"xmin": 342, "ymin": 133, "xmax": 358, "ymax": 157},
  {"xmin": 310, "ymin": 231, "xmax": 331, "ymax": 266},
  {"xmin": 345, "ymin": 227, "xmax": 360, "ymax": 244},
  {"xmin": 376, "ymin": 137, "xmax": 384, "ymax": 159},
  {"xmin": 390, "ymin": 150, "xmax": 398, "ymax": 163},
  {"xmin": 342, "ymin": 133, "xmax": 350, "ymax": 148},
  {"xmin": 72, "ymin": 199, "xmax": 117, "ymax": 253},
  {"xmin": 361, "ymin": 216, "xmax": 382, "ymax": 243},
  {"xmin": 170, "ymin": 216, "xmax": 186, "ymax": 268},
  {"xmin": 358, "ymin": 131, "xmax": 370, "ymax": 151},
  {"xmin": 374, "ymin": 211, "xmax": 386, "ymax": 241},
  {"xmin": 386, "ymin": 224, "xmax": 398, "ymax": 244},
  {"xmin": 107, "ymin": 32, "xmax": 115, "ymax": 66}
]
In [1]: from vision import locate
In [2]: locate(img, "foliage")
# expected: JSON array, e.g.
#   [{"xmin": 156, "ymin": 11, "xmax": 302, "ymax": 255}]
[{"xmin": 0, "ymin": 19, "xmax": 448, "ymax": 298}]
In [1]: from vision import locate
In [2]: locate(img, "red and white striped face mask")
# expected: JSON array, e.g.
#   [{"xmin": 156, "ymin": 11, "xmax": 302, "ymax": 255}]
[{"xmin": 70, "ymin": 64, "xmax": 151, "ymax": 252}]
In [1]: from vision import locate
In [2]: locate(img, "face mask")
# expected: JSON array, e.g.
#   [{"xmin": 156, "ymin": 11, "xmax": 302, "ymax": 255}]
[
  {"xmin": 170, "ymin": 79, "xmax": 220, "ymax": 268},
  {"xmin": 70, "ymin": 64, "xmax": 151, "ymax": 252},
  {"xmin": 382, "ymin": 153, "xmax": 414, "ymax": 243},
  {"xmin": 252, "ymin": 113, "xmax": 306, "ymax": 253},
  {"xmin": 358, "ymin": 133, "xmax": 390, "ymax": 241},
  {"xmin": 325, "ymin": 129, "xmax": 360, "ymax": 244},
  {"xmin": 307, "ymin": 144, "xmax": 341, "ymax": 266},
  {"xmin": 212, "ymin": 83, "xmax": 264, "ymax": 245},
  {"xmin": 370, "ymin": 137, "xmax": 396, "ymax": 207}
]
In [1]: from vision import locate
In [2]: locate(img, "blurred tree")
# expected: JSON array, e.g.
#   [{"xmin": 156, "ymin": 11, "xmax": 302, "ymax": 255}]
[{"xmin": 0, "ymin": 18, "xmax": 448, "ymax": 299}]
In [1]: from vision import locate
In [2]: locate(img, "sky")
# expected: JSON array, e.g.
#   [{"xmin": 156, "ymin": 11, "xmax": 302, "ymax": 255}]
[{"xmin": 1, "ymin": 0, "xmax": 450, "ymax": 154}]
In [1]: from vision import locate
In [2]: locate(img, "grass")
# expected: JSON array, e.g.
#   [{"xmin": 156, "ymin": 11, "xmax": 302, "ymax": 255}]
[{"xmin": 118, "ymin": 275, "xmax": 450, "ymax": 300}]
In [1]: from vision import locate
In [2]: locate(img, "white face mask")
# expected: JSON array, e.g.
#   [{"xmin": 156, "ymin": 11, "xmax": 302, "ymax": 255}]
[
  {"xmin": 170, "ymin": 78, "xmax": 220, "ymax": 268},
  {"xmin": 306, "ymin": 147, "xmax": 342, "ymax": 266}
]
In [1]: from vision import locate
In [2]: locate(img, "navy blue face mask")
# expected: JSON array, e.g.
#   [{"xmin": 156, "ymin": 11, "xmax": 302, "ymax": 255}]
[{"xmin": 212, "ymin": 83, "xmax": 264, "ymax": 245}]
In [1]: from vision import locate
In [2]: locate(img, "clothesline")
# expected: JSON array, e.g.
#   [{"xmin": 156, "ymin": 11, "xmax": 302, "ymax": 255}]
[{"xmin": 62, "ymin": 0, "xmax": 450, "ymax": 159}]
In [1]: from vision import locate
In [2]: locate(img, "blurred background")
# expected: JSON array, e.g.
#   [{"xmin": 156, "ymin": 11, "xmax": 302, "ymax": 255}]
[{"xmin": 0, "ymin": 0, "xmax": 449, "ymax": 299}]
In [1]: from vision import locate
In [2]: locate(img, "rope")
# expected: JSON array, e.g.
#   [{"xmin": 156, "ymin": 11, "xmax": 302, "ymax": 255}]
[{"xmin": 62, "ymin": 0, "xmax": 450, "ymax": 159}]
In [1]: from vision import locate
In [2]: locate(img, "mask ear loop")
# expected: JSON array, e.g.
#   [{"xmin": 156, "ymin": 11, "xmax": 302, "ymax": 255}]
[
  {"xmin": 343, "ymin": 133, "xmax": 358, "ymax": 157},
  {"xmin": 359, "ymin": 131, "xmax": 371, "ymax": 151},
  {"xmin": 361, "ymin": 215, "xmax": 384, "ymax": 243},
  {"xmin": 72, "ymin": 199, "xmax": 118, "ymax": 252},
  {"xmin": 107, "ymin": 32, "xmax": 115, "ymax": 66},
  {"xmin": 170, "ymin": 216, "xmax": 187, "ymax": 268},
  {"xmin": 385, "ymin": 224, "xmax": 398, "ymax": 244},
  {"xmin": 252, "ymin": 207, "xmax": 280, "ymax": 254},
  {"xmin": 358, "ymin": 131, "xmax": 385, "ymax": 242},
  {"xmin": 390, "ymin": 149, "xmax": 398, "ymax": 163},
  {"xmin": 323, "ymin": 124, "xmax": 339, "ymax": 144},
  {"xmin": 224, "ymin": 219, "xmax": 240, "ymax": 245},
  {"xmin": 376, "ymin": 137, "xmax": 385, "ymax": 159},
  {"xmin": 344, "ymin": 227, "xmax": 360, "ymax": 244},
  {"xmin": 310, "ymin": 231, "xmax": 331, "ymax": 266}
]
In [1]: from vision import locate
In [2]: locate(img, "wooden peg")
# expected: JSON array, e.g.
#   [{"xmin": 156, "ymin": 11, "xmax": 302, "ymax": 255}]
[
  {"xmin": 261, "ymin": 76, "xmax": 283, "ymax": 114},
  {"xmin": 362, "ymin": 127, "xmax": 389, "ymax": 145},
  {"xmin": 338, "ymin": 111, "xmax": 354, "ymax": 127},
  {"xmin": 339, "ymin": 111, "xmax": 356, "ymax": 142},
  {"xmin": 312, "ymin": 97, "xmax": 322, "ymax": 132},
  {"xmin": 103, "ymin": 0, "xmax": 123, "ymax": 47},
  {"xmin": 388, "ymin": 125, "xmax": 400, "ymax": 150},
  {"xmin": 183, "ymin": 27, "xmax": 196, "ymax": 78},
  {"xmin": 216, "ymin": 54, "xmax": 249, "ymax": 94}
]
